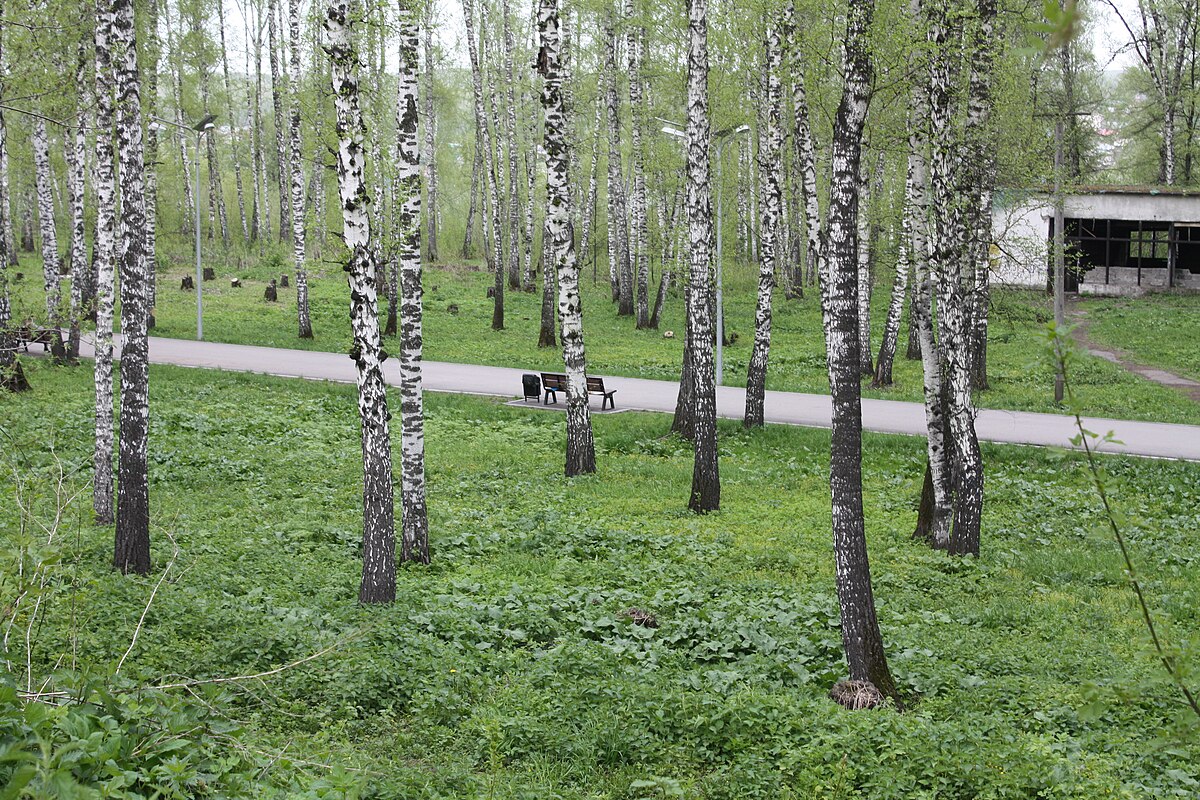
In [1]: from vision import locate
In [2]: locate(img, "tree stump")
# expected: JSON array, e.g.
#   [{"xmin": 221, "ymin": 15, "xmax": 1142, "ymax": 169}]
[
  {"xmin": 264, "ymin": 279, "xmax": 278, "ymax": 302},
  {"xmin": 280, "ymin": 273, "xmax": 289, "ymax": 287},
  {"xmin": 181, "ymin": 275, "xmax": 194, "ymax": 290},
  {"xmin": 230, "ymin": 277, "xmax": 242, "ymax": 288},
  {"xmin": 486, "ymin": 287, "xmax": 496, "ymax": 299},
  {"xmin": 203, "ymin": 267, "xmax": 215, "ymax": 281},
  {"xmin": 447, "ymin": 303, "xmax": 459, "ymax": 315}
]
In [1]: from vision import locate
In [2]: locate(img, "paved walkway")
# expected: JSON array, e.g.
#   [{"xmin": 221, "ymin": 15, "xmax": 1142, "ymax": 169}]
[
  {"xmin": 1068, "ymin": 304, "xmax": 1200, "ymax": 404},
  {"xmin": 68, "ymin": 335, "xmax": 1200, "ymax": 461}
]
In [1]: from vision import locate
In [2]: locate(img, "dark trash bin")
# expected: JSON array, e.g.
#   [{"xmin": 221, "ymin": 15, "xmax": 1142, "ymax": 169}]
[{"xmin": 522, "ymin": 374, "xmax": 541, "ymax": 403}]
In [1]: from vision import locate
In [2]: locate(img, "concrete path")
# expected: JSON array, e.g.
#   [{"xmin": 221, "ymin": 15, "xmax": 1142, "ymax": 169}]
[
  {"xmin": 1068, "ymin": 305, "xmax": 1200, "ymax": 404},
  {"xmin": 67, "ymin": 335, "xmax": 1200, "ymax": 461}
]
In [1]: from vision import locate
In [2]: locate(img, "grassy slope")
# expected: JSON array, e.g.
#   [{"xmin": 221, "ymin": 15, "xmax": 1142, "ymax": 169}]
[
  {"xmin": 1080, "ymin": 293, "xmax": 1200, "ymax": 382},
  {"xmin": 9, "ymin": 242, "xmax": 1200, "ymax": 424},
  {"xmin": 2, "ymin": 360, "xmax": 1198, "ymax": 797}
]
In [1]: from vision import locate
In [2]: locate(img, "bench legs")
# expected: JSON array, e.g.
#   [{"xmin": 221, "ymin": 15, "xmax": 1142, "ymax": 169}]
[
  {"xmin": 603, "ymin": 392, "xmax": 615, "ymax": 410},
  {"xmin": 544, "ymin": 389, "xmax": 558, "ymax": 405}
]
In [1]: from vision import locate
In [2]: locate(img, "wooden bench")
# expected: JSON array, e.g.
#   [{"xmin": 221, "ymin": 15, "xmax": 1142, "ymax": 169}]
[
  {"xmin": 16, "ymin": 326, "xmax": 54, "ymax": 353},
  {"xmin": 538, "ymin": 373, "xmax": 616, "ymax": 409}
]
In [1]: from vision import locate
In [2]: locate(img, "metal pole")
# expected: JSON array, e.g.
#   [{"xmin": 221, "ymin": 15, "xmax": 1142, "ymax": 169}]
[
  {"xmin": 195, "ymin": 132, "xmax": 203, "ymax": 341},
  {"xmin": 1053, "ymin": 117, "xmax": 1065, "ymax": 404},
  {"xmin": 715, "ymin": 139, "xmax": 724, "ymax": 386}
]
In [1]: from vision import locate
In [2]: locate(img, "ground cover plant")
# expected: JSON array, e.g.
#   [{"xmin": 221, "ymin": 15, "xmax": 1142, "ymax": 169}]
[
  {"xmin": 8, "ymin": 244, "xmax": 1200, "ymax": 426},
  {"xmin": 1080, "ymin": 294, "xmax": 1200, "ymax": 383},
  {"xmin": 2, "ymin": 360, "xmax": 1198, "ymax": 797}
]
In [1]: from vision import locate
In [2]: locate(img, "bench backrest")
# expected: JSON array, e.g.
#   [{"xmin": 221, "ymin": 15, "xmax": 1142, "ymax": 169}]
[
  {"xmin": 586, "ymin": 377, "xmax": 607, "ymax": 393},
  {"xmin": 540, "ymin": 373, "xmax": 568, "ymax": 390}
]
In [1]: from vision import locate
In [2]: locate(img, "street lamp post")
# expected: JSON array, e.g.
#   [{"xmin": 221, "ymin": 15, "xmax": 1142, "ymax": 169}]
[
  {"xmin": 151, "ymin": 113, "xmax": 216, "ymax": 340},
  {"xmin": 662, "ymin": 122, "xmax": 750, "ymax": 386}
]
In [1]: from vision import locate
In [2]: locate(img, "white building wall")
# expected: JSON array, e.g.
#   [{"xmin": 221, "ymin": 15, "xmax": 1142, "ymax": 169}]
[{"xmin": 991, "ymin": 189, "xmax": 1200, "ymax": 291}]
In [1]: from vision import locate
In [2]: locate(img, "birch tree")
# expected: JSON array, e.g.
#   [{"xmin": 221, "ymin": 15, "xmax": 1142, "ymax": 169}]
[
  {"xmin": 856, "ymin": 161, "xmax": 873, "ymax": 376},
  {"xmin": 397, "ymin": 2, "xmax": 429, "ymax": 563},
  {"xmin": 626, "ymin": 0, "xmax": 650, "ymax": 328},
  {"xmin": 745, "ymin": 29, "xmax": 782, "ymax": 429},
  {"xmin": 603, "ymin": 11, "xmax": 630, "ymax": 312},
  {"xmin": 0, "ymin": 42, "xmax": 26, "ymax": 392},
  {"xmin": 822, "ymin": 0, "xmax": 898, "ymax": 703},
  {"xmin": 502, "ymin": 0, "xmax": 521, "ymax": 290},
  {"xmin": 787, "ymin": 1, "xmax": 822, "ymax": 293},
  {"xmin": 1104, "ymin": 0, "xmax": 1198, "ymax": 184},
  {"xmin": 538, "ymin": 0, "xmax": 595, "ymax": 477},
  {"xmin": 462, "ymin": 0, "xmax": 503, "ymax": 328},
  {"xmin": 290, "ymin": 0, "xmax": 313, "ymax": 337},
  {"xmin": 32, "ymin": 118, "xmax": 66, "ymax": 362},
  {"xmin": 269, "ymin": 0, "xmax": 291, "ymax": 240},
  {"xmin": 422, "ymin": 10, "xmax": 438, "ymax": 262},
  {"xmin": 685, "ymin": 0, "xmax": 718, "ymax": 512},
  {"xmin": 113, "ymin": 0, "xmax": 152, "ymax": 575},
  {"xmin": 92, "ymin": 0, "xmax": 117, "ymax": 523},
  {"xmin": 66, "ymin": 50, "xmax": 88, "ymax": 360},
  {"xmin": 873, "ymin": 123, "xmax": 917, "ymax": 388},
  {"xmin": 924, "ymin": 0, "xmax": 984, "ymax": 556},
  {"xmin": 218, "ymin": 0, "xmax": 250, "ymax": 242},
  {"xmin": 327, "ymin": 0, "xmax": 396, "ymax": 603}
]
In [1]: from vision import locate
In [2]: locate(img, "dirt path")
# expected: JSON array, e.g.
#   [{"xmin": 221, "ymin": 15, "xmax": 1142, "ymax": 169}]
[{"xmin": 1067, "ymin": 301, "xmax": 1200, "ymax": 404}]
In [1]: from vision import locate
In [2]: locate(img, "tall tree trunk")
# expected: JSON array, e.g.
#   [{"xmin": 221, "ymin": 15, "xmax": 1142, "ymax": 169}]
[
  {"xmin": 251, "ymin": 6, "xmax": 269, "ymax": 242},
  {"xmin": 0, "ymin": 14, "xmax": 28, "ymax": 394},
  {"xmin": 502, "ymin": 0, "xmax": 521, "ymax": 290},
  {"xmin": 744, "ymin": 26, "xmax": 782, "ymax": 429},
  {"xmin": 142, "ymin": 0, "xmax": 159, "ymax": 327},
  {"xmin": 218, "ymin": 0, "xmax": 250, "ymax": 243},
  {"xmin": 163, "ymin": 2, "xmax": 193, "ymax": 232},
  {"xmin": 788, "ymin": 3, "xmax": 822, "ymax": 293},
  {"xmin": 463, "ymin": 0, "xmax": 504, "ymax": 328},
  {"xmin": 927, "ymin": 0, "xmax": 983, "ymax": 556},
  {"xmin": 538, "ymin": 0, "xmax": 596, "ymax": 476},
  {"xmin": 485, "ymin": 29, "xmax": 508, "ymax": 322},
  {"xmin": 396, "ymin": 3, "xmax": 429, "ymax": 563},
  {"xmin": 92, "ymin": 0, "xmax": 117, "ymax": 521},
  {"xmin": 578, "ymin": 97, "xmax": 601, "ymax": 273},
  {"xmin": 856, "ymin": 161, "xmax": 874, "ymax": 376},
  {"xmin": 422, "ymin": 9, "xmax": 438, "ymax": 263},
  {"xmin": 873, "ymin": 137, "xmax": 916, "ymax": 388},
  {"xmin": 603, "ymin": 11, "xmax": 630, "ymax": 311},
  {"xmin": 196, "ymin": 15, "xmax": 230, "ymax": 248},
  {"xmin": 965, "ymin": 0, "xmax": 997, "ymax": 392},
  {"xmin": 66, "ymin": 49, "xmax": 88, "ymax": 360},
  {"xmin": 268, "ymin": 0, "xmax": 291, "ymax": 241},
  {"xmin": 685, "ymin": 0, "xmax": 718, "ymax": 512},
  {"xmin": 823, "ymin": 0, "xmax": 898, "ymax": 703},
  {"xmin": 113, "ymin": 0, "xmax": 152, "ymax": 575},
  {"xmin": 327, "ymin": 0, "xmax": 396, "ymax": 604},
  {"xmin": 538, "ymin": 202, "xmax": 556, "ymax": 347},
  {"xmin": 289, "ymin": 0, "xmax": 312, "ymax": 338},
  {"xmin": 32, "ymin": 119, "xmax": 66, "ymax": 362},
  {"xmin": 626, "ymin": 0, "xmax": 650, "ymax": 328},
  {"xmin": 0, "ymin": 9, "xmax": 13, "ymax": 274},
  {"xmin": 463, "ymin": 136, "xmax": 480, "ymax": 257}
]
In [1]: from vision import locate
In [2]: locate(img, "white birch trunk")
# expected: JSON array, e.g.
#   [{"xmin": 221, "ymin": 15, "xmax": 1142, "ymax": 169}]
[
  {"xmin": 685, "ymin": 0, "xmax": 718, "ymax": 512},
  {"xmin": 113, "ymin": 0, "xmax": 152, "ymax": 574},
  {"xmin": 93, "ymin": 0, "xmax": 118, "ymax": 524},
  {"xmin": 744, "ymin": 27, "xmax": 782, "ymax": 429},
  {"xmin": 538, "ymin": 0, "xmax": 595, "ymax": 476},
  {"xmin": 823, "ymin": 0, "xmax": 897, "ymax": 701},
  {"xmin": 289, "ymin": 0, "xmax": 312, "ymax": 337},
  {"xmin": 397, "ymin": 2, "xmax": 429, "ymax": 563},
  {"xmin": 326, "ymin": 0, "xmax": 397, "ymax": 603},
  {"xmin": 32, "ymin": 118, "xmax": 66, "ymax": 361}
]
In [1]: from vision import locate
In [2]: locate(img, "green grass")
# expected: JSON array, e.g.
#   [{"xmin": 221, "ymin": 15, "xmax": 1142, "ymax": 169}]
[
  {"xmin": 3, "ymin": 360, "xmax": 1199, "ymax": 797},
  {"xmin": 10, "ymin": 237, "xmax": 1200, "ymax": 424},
  {"xmin": 1080, "ymin": 293, "xmax": 1200, "ymax": 382}
]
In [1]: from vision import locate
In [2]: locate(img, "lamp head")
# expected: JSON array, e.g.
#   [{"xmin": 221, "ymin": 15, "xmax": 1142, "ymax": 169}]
[{"xmin": 194, "ymin": 113, "xmax": 218, "ymax": 133}]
